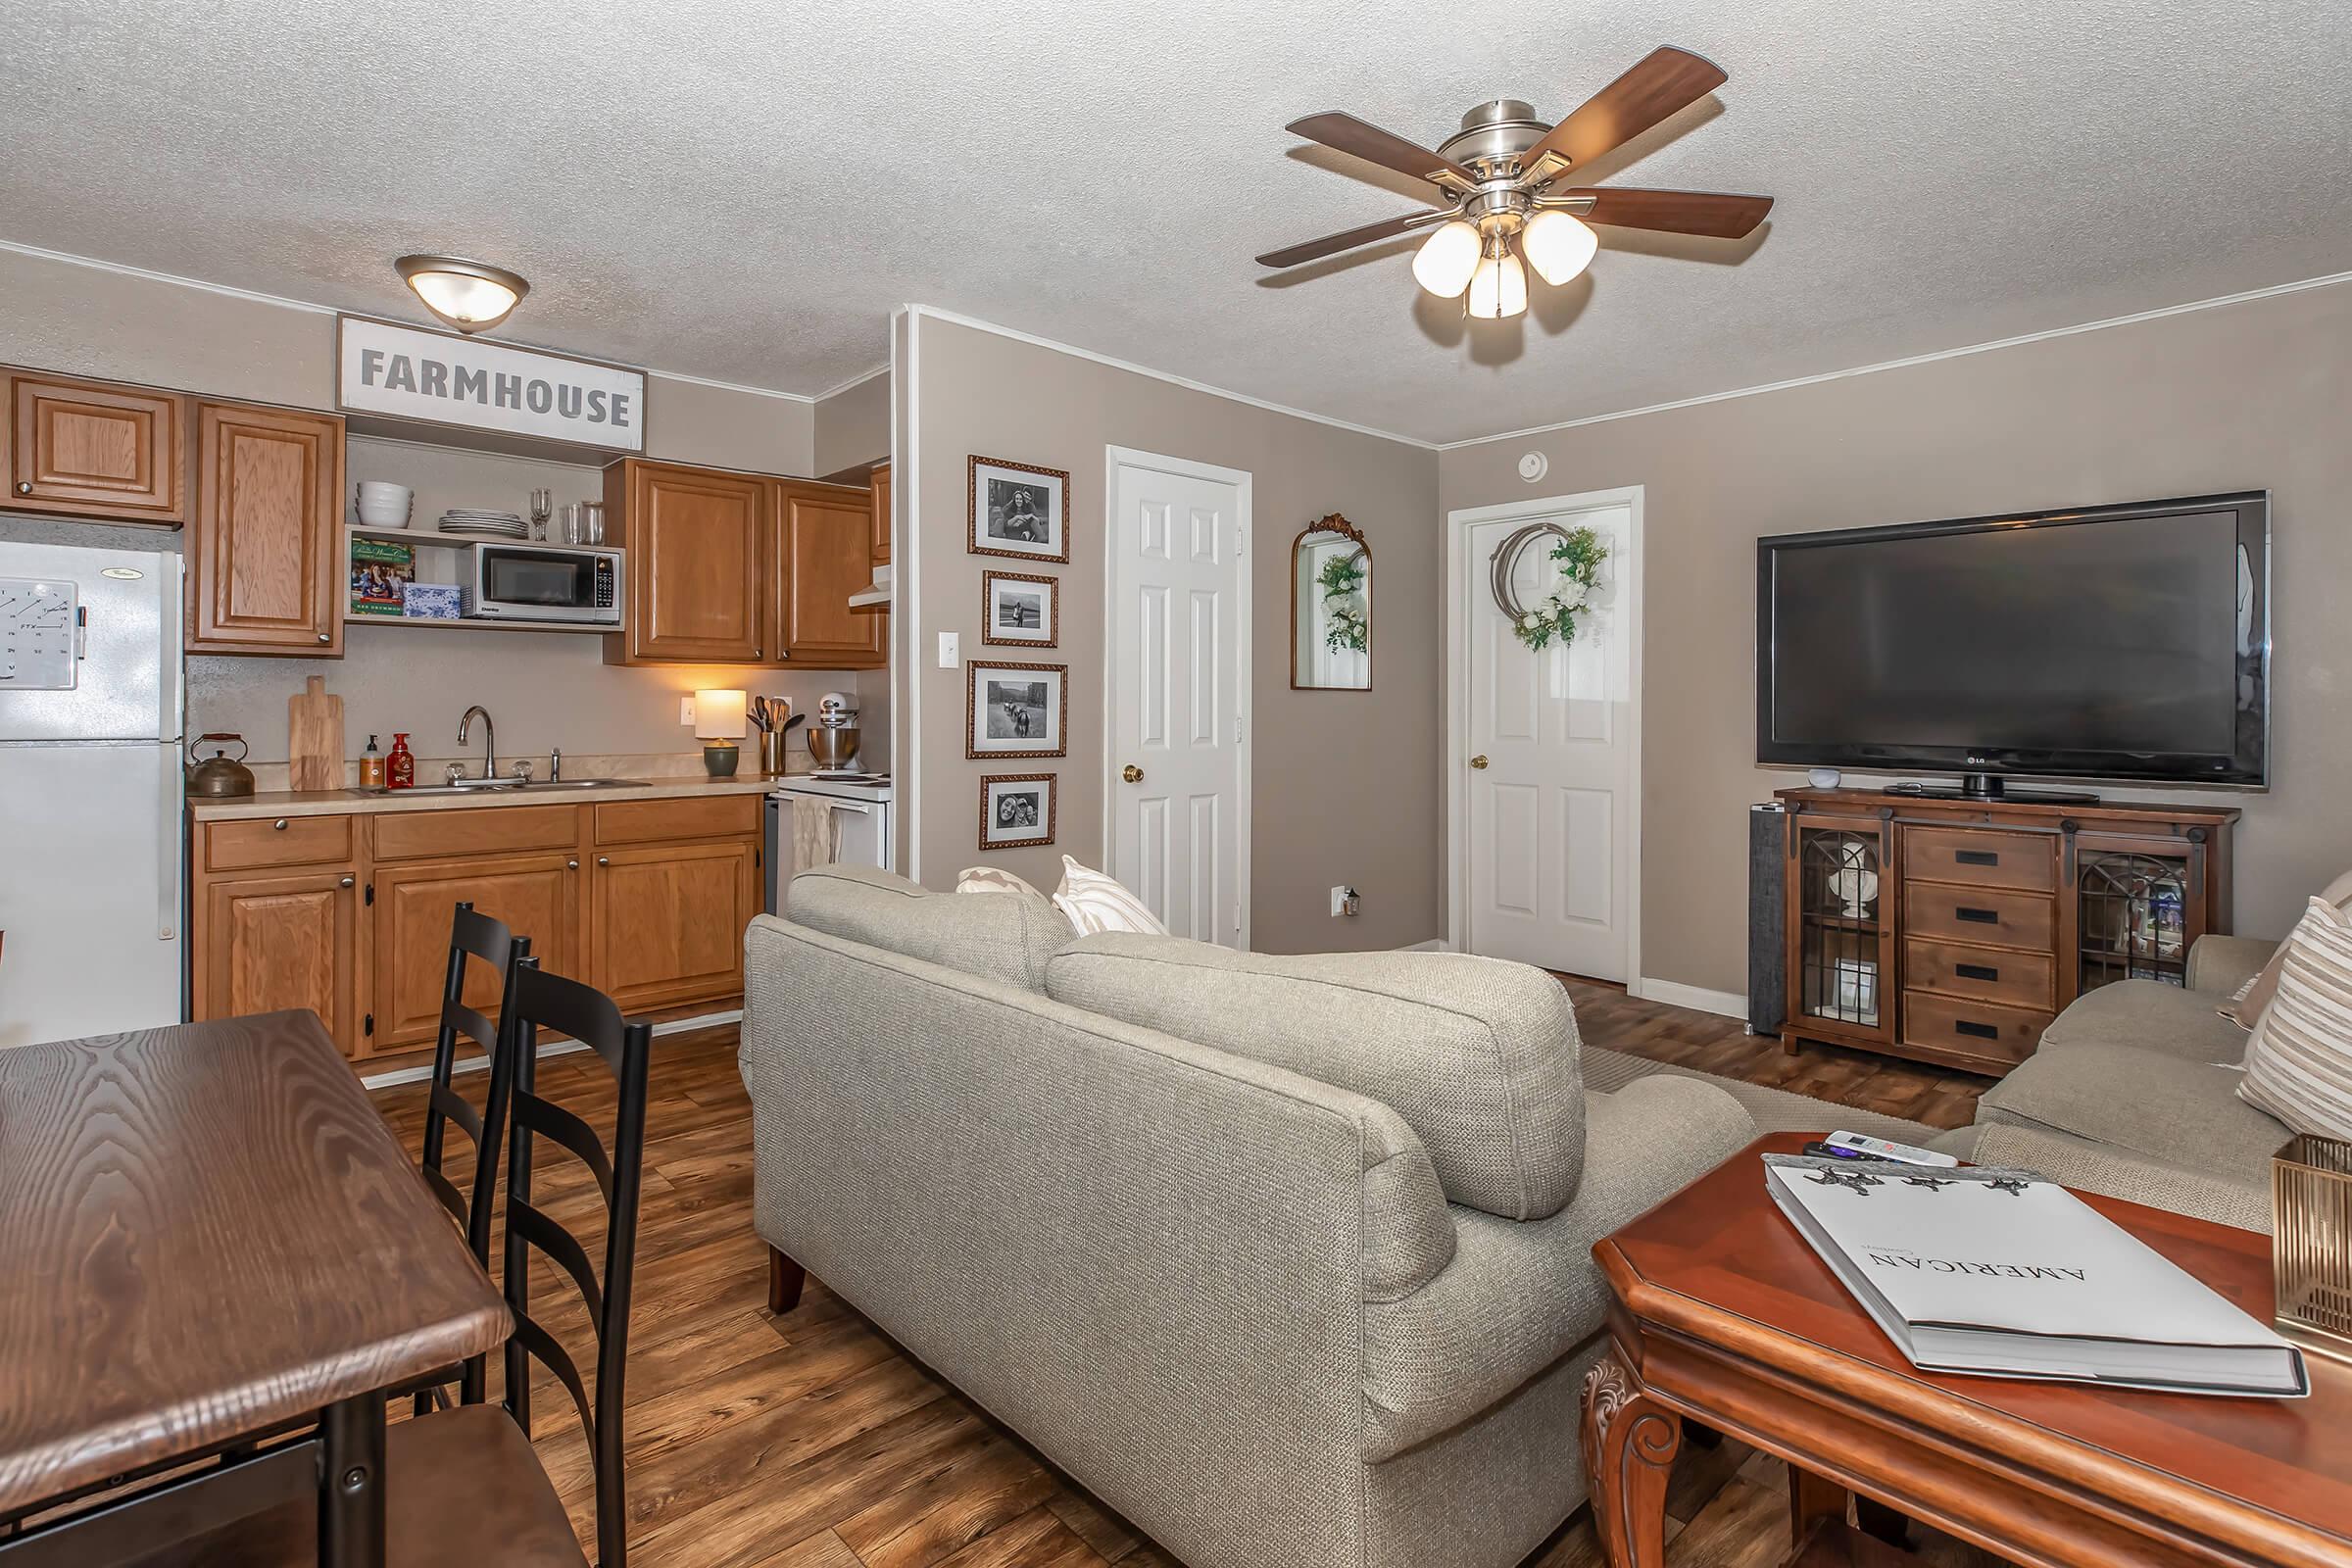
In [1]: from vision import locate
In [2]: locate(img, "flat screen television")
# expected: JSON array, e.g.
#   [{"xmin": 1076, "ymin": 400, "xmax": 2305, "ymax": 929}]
[{"xmin": 1756, "ymin": 492, "xmax": 2269, "ymax": 795}]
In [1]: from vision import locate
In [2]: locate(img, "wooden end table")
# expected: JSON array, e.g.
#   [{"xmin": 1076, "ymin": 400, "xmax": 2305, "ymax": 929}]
[{"xmin": 1579, "ymin": 1133, "xmax": 2352, "ymax": 1568}]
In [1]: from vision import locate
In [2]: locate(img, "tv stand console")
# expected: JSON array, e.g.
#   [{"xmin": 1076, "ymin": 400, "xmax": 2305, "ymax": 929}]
[{"xmin": 1772, "ymin": 787, "xmax": 2239, "ymax": 1077}]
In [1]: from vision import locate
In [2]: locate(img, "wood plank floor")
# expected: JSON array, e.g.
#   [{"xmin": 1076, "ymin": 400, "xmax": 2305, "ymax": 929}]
[{"xmin": 371, "ymin": 982, "xmax": 1998, "ymax": 1568}]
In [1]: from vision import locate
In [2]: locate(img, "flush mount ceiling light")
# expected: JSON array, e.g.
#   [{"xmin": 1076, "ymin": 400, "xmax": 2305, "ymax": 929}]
[
  {"xmin": 1255, "ymin": 46, "xmax": 1773, "ymax": 323},
  {"xmin": 394, "ymin": 254, "xmax": 529, "ymax": 334}
]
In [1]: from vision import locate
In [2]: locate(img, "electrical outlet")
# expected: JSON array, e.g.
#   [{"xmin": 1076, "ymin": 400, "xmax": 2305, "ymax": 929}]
[
  {"xmin": 937, "ymin": 631, "xmax": 961, "ymax": 668},
  {"xmin": 1331, "ymin": 884, "xmax": 1360, "ymax": 917},
  {"xmin": 680, "ymin": 696, "xmax": 697, "ymax": 725}
]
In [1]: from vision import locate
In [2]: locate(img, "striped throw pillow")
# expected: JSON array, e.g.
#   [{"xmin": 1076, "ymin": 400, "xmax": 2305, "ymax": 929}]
[
  {"xmin": 1052, "ymin": 856, "xmax": 1168, "ymax": 937},
  {"xmin": 957, "ymin": 865, "xmax": 1051, "ymax": 900},
  {"xmin": 2238, "ymin": 897, "xmax": 2352, "ymax": 1141}
]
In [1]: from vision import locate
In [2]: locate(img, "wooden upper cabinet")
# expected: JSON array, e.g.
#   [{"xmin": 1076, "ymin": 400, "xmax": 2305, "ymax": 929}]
[
  {"xmin": 187, "ymin": 402, "xmax": 345, "ymax": 656},
  {"xmin": 870, "ymin": 462, "xmax": 893, "ymax": 565},
  {"xmin": 6, "ymin": 372, "xmax": 188, "ymax": 524},
  {"xmin": 604, "ymin": 459, "xmax": 767, "ymax": 663},
  {"xmin": 773, "ymin": 480, "xmax": 886, "ymax": 668}
]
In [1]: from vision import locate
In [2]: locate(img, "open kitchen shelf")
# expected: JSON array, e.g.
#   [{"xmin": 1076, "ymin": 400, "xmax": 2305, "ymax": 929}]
[{"xmin": 343, "ymin": 525, "xmax": 621, "ymax": 637}]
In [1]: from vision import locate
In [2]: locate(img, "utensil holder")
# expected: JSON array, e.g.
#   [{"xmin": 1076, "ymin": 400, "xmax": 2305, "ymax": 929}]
[
  {"xmin": 760, "ymin": 731, "xmax": 787, "ymax": 776},
  {"xmin": 2274, "ymin": 1132, "xmax": 2352, "ymax": 1365}
]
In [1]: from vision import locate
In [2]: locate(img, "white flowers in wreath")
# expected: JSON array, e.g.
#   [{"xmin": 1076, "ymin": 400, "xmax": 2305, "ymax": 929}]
[{"xmin": 1513, "ymin": 525, "xmax": 1609, "ymax": 653}]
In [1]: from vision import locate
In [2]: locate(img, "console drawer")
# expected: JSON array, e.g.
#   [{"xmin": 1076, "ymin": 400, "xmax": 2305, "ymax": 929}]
[
  {"xmin": 1901, "ymin": 826, "xmax": 2055, "ymax": 893},
  {"xmin": 1905, "ymin": 883, "xmax": 2053, "ymax": 952},
  {"xmin": 593, "ymin": 793, "xmax": 760, "ymax": 846},
  {"xmin": 1901, "ymin": 990, "xmax": 2051, "ymax": 1068},
  {"xmin": 1904, "ymin": 938, "xmax": 2055, "ymax": 1010},
  {"xmin": 372, "ymin": 804, "xmax": 582, "ymax": 861}
]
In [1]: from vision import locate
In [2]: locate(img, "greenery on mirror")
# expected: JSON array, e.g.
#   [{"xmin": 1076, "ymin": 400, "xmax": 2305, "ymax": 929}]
[
  {"xmin": 1513, "ymin": 526, "xmax": 1608, "ymax": 653},
  {"xmin": 1318, "ymin": 551, "xmax": 1368, "ymax": 656}
]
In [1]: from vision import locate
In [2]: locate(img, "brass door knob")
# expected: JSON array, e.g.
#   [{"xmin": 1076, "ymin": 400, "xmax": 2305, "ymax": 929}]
[
  {"xmin": 1469, "ymin": 755, "xmax": 1490, "ymax": 770},
  {"xmin": 1122, "ymin": 764, "xmax": 1144, "ymax": 783}
]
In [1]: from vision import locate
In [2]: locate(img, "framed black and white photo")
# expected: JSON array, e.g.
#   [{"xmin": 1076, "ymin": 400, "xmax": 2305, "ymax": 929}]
[
  {"xmin": 982, "ymin": 570, "xmax": 1058, "ymax": 647},
  {"xmin": 969, "ymin": 456, "xmax": 1069, "ymax": 563},
  {"xmin": 978, "ymin": 773, "xmax": 1056, "ymax": 850},
  {"xmin": 966, "ymin": 661, "xmax": 1068, "ymax": 759}
]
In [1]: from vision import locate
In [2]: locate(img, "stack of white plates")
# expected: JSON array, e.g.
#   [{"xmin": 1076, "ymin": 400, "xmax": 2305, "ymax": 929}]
[{"xmin": 437, "ymin": 510, "xmax": 528, "ymax": 538}]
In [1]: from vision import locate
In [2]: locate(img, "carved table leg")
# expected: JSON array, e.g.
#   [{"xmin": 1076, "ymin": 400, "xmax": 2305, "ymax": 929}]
[{"xmin": 1582, "ymin": 1347, "xmax": 1683, "ymax": 1568}]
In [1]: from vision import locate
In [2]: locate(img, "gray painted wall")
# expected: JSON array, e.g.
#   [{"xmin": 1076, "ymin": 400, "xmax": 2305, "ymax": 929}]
[
  {"xmin": 908, "ymin": 316, "xmax": 1442, "ymax": 951},
  {"xmin": 1440, "ymin": 280, "xmax": 2352, "ymax": 997},
  {"xmin": 814, "ymin": 368, "xmax": 891, "ymax": 478}
]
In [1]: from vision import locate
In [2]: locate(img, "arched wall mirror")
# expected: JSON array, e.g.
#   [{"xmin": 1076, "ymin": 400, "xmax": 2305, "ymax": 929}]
[{"xmin": 1291, "ymin": 514, "xmax": 1371, "ymax": 691}]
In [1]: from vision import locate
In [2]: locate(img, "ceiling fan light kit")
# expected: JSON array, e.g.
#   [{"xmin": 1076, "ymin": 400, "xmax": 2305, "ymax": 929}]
[{"xmin": 1256, "ymin": 46, "xmax": 1773, "ymax": 327}]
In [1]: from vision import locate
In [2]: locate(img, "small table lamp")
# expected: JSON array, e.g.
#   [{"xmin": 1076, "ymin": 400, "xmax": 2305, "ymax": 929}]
[{"xmin": 695, "ymin": 688, "xmax": 749, "ymax": 777}]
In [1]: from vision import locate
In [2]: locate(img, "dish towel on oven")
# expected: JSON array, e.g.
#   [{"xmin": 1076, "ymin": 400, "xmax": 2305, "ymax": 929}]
[{"xmin": 791, "ymin": 798, "xmax": 841, "ymax": 875}]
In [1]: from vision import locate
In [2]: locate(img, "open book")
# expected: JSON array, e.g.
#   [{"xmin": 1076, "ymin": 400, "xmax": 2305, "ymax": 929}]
[{"xmin": 1764, "ymin": 1154, "xmax": 2307, "ymax": 1397}]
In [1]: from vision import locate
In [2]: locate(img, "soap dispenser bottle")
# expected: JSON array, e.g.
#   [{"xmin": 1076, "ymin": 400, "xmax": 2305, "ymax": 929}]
[
  {"xmin": 387, "ymin": 732, "xmax": 415, "ymax": 790},
  {"xmin": 359, "ymin": 734, "xmax": 386, "ymax": 789}
]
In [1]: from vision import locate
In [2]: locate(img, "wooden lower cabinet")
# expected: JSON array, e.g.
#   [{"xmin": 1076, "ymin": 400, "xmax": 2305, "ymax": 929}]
[
  {"xmin": 195, "ymin": 869, "xmax": 359, "ymax": 1047},
  {"xmin": 590, "ymin": 840, "xmax": 759, "ymax": 1011},
  {"xmin": 190, "ymin": 797, "xmax": 760, "ymax": 1066},
  {"xmin": 372, "ymin": 852, "xmax": 584, "ymax": 1051}
]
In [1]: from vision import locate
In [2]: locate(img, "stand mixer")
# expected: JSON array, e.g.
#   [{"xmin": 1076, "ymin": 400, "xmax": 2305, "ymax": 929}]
[{"xmin": 808, "ymin": 692, "xmax": 861, "ymax": 775}]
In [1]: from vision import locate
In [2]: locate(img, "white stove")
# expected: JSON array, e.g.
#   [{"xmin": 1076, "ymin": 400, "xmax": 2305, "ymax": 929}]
[{"xmin": 765, "ymin": 772, "xmax": 894, "ymax": 911}]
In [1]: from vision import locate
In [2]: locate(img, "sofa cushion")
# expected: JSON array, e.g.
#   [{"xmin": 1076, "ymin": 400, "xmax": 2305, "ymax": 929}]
[
  {"xmin": 783, "ymin": 864, "xmax": 1073, "ymax": 991},
  {"xmin": 2036, "ymin": 978, "xmax": 2251, "ymax": 1066},
  {"xmin": 2238, "ymin": 896, "xmax": 2352, "ymax": 1141},
  {"xmin": 1977, "ymin": 1039, "xmax": 2287, "ymax": 1188},
  {"xmin": 1969, "ymin": 1121, "xmax": 2272, "ymax": 1235},
  {"xmin": 1046, "ymin": 935, "xmax": 1583, "ymax": 1220}
]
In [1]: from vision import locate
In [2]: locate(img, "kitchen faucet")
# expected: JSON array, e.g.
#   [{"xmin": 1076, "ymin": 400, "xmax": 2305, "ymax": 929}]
[{"xmin": 458, "ymin": 705, "xmax": 497, "ymax": 781}]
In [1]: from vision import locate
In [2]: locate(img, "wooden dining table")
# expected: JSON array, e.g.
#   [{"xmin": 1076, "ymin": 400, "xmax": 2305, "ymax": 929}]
[{"xmin": 0, "ymin": 1009, "xmax": 511, "ymax": 1567}]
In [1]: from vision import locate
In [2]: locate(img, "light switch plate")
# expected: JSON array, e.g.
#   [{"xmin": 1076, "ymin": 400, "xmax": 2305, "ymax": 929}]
[{"xmin": 938, "ymin": 631, "xmax": 960, "ymax": 668}]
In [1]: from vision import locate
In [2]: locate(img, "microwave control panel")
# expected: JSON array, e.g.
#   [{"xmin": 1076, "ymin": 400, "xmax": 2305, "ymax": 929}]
[
  {"xmin": 0, "ymin": 578, "xmax": 79, "ymax": 690},
  {"xmin": 594, "ymin": 556, "xmax": 615, "ymax": 608}
]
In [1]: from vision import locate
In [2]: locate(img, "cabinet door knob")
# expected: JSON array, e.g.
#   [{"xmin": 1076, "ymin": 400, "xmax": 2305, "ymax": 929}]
[
  {"xmin": 1122, "ymin": 764, "xmax": 1144, "ymax": 784},
  {"xmin": 272, "ymin": 818, "xmax": 289, "ymax": 830},
  {"xmin": 14, "ymin": 481, "xmax": 29, "ymax": 495},
  {"xmin": 1469, "ymin": 755, "xmax": 1490, "ymax": 770},
  {"xmin": 754, "ymin": 647, "xmax": 761, "ymax": 659},
  {"xmin": 598, "ymin": 856, "xmax": 610, "ymax": 867},
  {"xmin": 339, "ymin": 875, "xmax": 355, "ymax": 889},
  {"xmin": 567, "ymin": 858, "xmax": 580, "ymax": 870},
  {"xmin": 317, "ymin": 632, "xmax": 330, "ymax": 644}
]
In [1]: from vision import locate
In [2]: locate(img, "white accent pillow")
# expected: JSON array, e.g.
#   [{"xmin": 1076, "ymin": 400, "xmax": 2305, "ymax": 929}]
[
  {"xmin": 956, "ymin": 865, "xmax": 1051, "ymax": 900},
  {"xmin": 1052, "ymin": 856, "xmax": 1168, "ymax": 936},
  {"xmin": 2238, "ymin": 896, "xmax": 2352, "ymax": 1142}
]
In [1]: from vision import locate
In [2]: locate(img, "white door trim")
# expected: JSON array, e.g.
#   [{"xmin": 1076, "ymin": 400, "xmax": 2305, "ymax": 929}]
[
  {"xmin": 893, "ymin": 305, "xmax": 919, "ymax": 882},
  {"xmin": 1102, "ymin": 445, "xmax": 1253, "ymax": 950},
  {"xmin": 1444, "ymin": 485, "xmax": 1644, "ymax": 987}
]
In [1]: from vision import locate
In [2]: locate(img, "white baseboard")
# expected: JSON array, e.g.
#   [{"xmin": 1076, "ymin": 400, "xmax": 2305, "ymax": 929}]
[
  {"xmin": 1397, "ymin": 937, "xmax": 1452, "ymax": 952},
  {"xmin": 359, "ymin": 1007, "xmax": 743, "ymax": 1090},
  {"xmin": 1629, "ymin": 977, "xmax": 1748, "ymax": 1020}
]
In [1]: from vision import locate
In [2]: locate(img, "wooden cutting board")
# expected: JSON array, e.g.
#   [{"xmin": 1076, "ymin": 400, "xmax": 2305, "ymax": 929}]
[{"xmin": 287, "ymin": 675, "xmax": 344, "ymax": 791}]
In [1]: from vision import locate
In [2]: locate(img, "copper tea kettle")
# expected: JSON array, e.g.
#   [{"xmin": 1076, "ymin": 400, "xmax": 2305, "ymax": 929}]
[{"xmin": 186, "ymin": 733, "xmax": 257, "ymax": 799}]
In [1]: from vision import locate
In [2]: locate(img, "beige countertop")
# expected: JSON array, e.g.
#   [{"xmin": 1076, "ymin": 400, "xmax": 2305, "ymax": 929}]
[{"xmin": 188, "ymin": 771, "xmax": 783, "ymax": 822}]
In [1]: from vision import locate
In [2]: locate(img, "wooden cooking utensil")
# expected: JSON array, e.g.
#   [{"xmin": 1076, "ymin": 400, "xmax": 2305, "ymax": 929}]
[{"xmin": 287, "ymin": 675, "xmax": 345, "ymax": 791}]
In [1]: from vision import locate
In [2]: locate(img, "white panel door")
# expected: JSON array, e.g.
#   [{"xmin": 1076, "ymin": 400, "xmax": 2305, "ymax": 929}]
[
  {"xmin": 1109, "ymin": 456, "xmax": 1244, "ymax": 946},
  {"xmin": 1463, "ymin": 504, "xmax": 1636, "ymax": 979}
]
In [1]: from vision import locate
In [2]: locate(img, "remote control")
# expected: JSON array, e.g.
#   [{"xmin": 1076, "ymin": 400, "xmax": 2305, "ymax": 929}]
[{"xmin": 1823, "ymin": 1129, "xmax": 1959, "ymax": 1168}]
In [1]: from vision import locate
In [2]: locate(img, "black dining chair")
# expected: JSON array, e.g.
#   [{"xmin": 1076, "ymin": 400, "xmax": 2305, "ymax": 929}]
[
  {"xmin": 491, "ymin": 956, "xmax": 655, "ymax": 1568},
  {"xmin": 409, "ymin": 901, "xmax": 531, "ymax": 1412}
]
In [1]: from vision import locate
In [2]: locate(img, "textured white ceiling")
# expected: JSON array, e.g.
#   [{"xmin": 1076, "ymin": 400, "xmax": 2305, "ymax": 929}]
[{"xmin": 5, "ymin": 1, "xmax": 2349, "ymax": 444}]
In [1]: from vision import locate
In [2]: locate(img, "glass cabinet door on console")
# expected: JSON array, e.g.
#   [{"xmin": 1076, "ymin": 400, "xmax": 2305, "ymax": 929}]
[
  {"xmin": 2065, "ymin": 830, "xmax": 2211, "ymax": 1003},
  {"xmin": 1785, "ymin": 812, "xmax": 1895, "ymax": 1047}
]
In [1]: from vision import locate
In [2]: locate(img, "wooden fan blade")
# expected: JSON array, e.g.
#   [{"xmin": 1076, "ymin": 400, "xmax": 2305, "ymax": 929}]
[
  {"xmin": 1286, "ymin": 112, "xmax": 1478, "ymax": 192},
  {"xmin": 1517, "ymin": 46, "xmax": 1729, "ymax": 185},
  {"xmin": 1255, "ymin": 209, "xmax": 1448, "ymax": 269},
  {"xmin": 1569, "ymin": 187, "xmax": 1772, "ymax": 238}
]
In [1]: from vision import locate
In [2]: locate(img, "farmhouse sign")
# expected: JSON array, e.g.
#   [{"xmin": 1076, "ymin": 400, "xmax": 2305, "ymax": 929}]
[{"xmin": 336, "ymin": 316, "xmax": 648, "ymax": 452}]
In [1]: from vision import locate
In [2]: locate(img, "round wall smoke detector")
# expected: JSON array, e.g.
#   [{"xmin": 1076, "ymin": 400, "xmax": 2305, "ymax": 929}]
[{"xmin": 1518, "ymin": 452, "xmax": 1548, "ymax": 483}]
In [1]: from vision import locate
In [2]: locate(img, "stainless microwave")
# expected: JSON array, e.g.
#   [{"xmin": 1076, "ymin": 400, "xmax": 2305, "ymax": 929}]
[{"xmin": 465, "ymin": 544, "xmax": 622, "ymax": 624}]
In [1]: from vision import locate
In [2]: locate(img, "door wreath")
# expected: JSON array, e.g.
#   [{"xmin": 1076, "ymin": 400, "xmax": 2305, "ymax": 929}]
[{"xmin": 1490, "ymin": 521, "xmax": 1609, "ymax": 652}]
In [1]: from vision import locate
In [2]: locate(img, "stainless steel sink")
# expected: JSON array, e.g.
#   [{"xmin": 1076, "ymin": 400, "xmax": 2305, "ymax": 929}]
[{"xmin": 346, "ymin": 777, "xmax": 650, "ymax": 798}]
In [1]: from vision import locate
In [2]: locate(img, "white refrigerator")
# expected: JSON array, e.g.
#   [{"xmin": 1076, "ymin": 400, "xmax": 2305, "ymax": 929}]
[{"xmin": 0, "ymin": 542, "xmax": 186, "ymax": 1048}]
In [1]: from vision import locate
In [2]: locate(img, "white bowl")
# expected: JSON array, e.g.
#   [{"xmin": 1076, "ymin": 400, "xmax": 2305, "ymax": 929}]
[
  {"xmin": 357, "ymin": 480, "xmax": 410, "ymax": 495},
  {"xmin": 357, "ymin": 505, "xmax": 412, "ymax": 528}
]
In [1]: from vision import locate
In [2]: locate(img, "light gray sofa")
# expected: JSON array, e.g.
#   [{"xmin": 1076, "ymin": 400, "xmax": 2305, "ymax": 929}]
[
  {"xmin": 1956, "ymin": 931, "xmax": 2287, "ymax": 1231},
  {"xmin": 739, "ymin": 865, "xmax": 1757, "ymax": 1568}
]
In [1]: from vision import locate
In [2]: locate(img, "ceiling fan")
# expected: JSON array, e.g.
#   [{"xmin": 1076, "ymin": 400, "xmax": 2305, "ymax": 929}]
[{"xmin": 1255, "ymin": 46, "xmax": 1773, "ymax": 318}]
